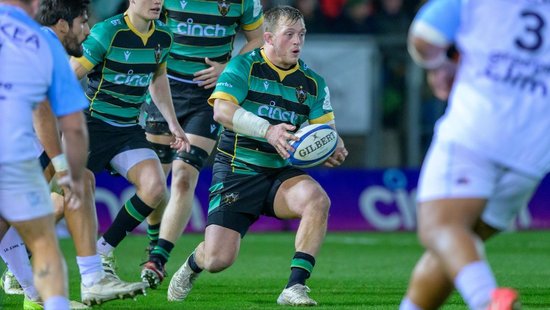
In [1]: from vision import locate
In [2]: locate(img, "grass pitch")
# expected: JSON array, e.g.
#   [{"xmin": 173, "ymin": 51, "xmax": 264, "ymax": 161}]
[{"xmin": 1, "ymin": 231, "xmax": 550, "ymax": 309}]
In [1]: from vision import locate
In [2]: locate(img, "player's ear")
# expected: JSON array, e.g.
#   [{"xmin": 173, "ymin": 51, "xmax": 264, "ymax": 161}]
[
  {"xmin": 263, "ymin": 32, "xmax": 273, "ymax": 45},
  {"xmin": 55, "ymin": 18, "xmax": 70, "ymax": 35}
]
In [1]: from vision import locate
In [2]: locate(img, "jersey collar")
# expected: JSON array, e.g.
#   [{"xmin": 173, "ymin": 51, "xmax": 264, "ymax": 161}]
[
  {"xmin": 124, "ymin": 12, "xmax": 155, "ymax": 46},
  {"xmin": 260, "ymin": 48, "xmax": 300, "ymax": 82}
]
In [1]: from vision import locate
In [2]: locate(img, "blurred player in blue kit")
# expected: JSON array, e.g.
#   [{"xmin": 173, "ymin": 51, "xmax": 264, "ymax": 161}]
[
  {"xmin": 0, "ymin": 0, "xmax": 149, "ymax": 307},
  {"xmin": 401, "ymin": 1, "xmax": 550, "ymax": 309}
]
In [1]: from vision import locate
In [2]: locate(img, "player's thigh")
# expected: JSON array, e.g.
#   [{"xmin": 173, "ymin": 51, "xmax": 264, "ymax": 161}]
[
  {"xmin": 185, "ymin": 134, "xmax": 216, "ymax": 154},
  {"xmin": 10, "ymin": 214, "xmax": 57, "ymax": 253},
  {"xmin": 273, "ymin": 173, "xmax": 328, "ymax": 219},
  {"xmin": 125, "ymin": 157, "xmax": 166, "ymax": 191},
  {"xmin": 0, "ymin": 160, "xmax": 54, "ymax": 223},
  {"xmin": 481, "ymin": 170, "xmax": 539, "ymax": 231}
]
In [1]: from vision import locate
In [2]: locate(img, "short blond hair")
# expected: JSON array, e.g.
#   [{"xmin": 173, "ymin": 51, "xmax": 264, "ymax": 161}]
[{"xmin": 263, "ymin": 5, "xmax": 304, "ymax": 33}]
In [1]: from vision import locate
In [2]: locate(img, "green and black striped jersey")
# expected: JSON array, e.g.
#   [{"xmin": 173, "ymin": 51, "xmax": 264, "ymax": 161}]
[
  {"xmin": 76, "ymin": 13, "xmax": 173, "ymax": 125},
  {"xmin": 163, "ymin": 0, "xmax": 263, "ymax": 81},
  {"xmin": 208, "ymin": 48, "xmax": 334, "ymax": 171}
]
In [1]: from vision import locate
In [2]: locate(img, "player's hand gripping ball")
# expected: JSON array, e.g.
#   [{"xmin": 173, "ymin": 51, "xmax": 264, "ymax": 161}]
[{"xmin": 288, "ymin": 124, "xmax": 338, "ymax": 168}]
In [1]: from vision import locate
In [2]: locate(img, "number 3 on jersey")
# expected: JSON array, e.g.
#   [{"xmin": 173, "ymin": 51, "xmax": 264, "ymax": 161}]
[{"xmin": 515, "ymin": 10, "xmax": 546, "ymax": 52}]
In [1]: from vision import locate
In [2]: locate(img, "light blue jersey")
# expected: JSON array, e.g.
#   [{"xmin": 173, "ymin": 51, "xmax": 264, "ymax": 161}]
[
  {"xmin": 411, "ymin": 0, "xmax": 550, "ymax": 178},
  {"xmin": 0, "ymin": 4, "xmax": 88, "ymax": 164}
]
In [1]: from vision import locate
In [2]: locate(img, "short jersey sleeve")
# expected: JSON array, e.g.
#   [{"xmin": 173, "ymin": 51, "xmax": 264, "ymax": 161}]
[
  {"xmin": 412, "ymin": 0, "xmax": 461, "ymax": 44},
  {"xmin": 44, "ymin": 33, "xmax": 88, "ymax": 116},
  {"xmin": 78, "ymin": 21, "xmax": 109, "ymax": 70},
  {"xmin": 158, "ymin": 23, "xmax": 173, "ymax": 66},
  {"xmin": 240, "ymin": 0, "xmax": 264, "ymax": 31},
  {"xmin": 208, "ymin": 55, "xmax": 251, "ymax": 106},
  {"xmin": 309, "ymin": 77, "xmax": 334, "ymax": 124}
]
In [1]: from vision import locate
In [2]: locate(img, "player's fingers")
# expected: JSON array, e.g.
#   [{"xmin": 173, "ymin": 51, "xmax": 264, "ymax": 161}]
[
  {"xmin": 202, "ymin": 78, "xmax": 217, "ymax": 89},
  {"xmin": 277, "ymin": 142, "xmax": 290, "ymax": 159},
  {"xmin": 193, "ymin": 67, "xmax": 211, "ymax": 78}
]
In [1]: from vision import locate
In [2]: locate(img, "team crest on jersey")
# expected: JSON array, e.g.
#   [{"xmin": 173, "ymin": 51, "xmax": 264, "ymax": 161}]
[
  {"xmin": 218, "ymin": 0, "xmax": 230, "ymax": 16},
  {"xmin": 222, "ymin": 192, "xmax": 239, "ymax": 205},
  {"xmin": 295, "ymin": 86, "xmax": 307, "ymax": 104},
  {"xmin": 154, "ymin": 44, "xmax": 162, "ymax": 64}
]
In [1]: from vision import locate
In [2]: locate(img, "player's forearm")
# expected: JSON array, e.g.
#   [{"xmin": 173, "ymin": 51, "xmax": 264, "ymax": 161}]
[
  {"xmin": 150, "ymin": 73, "xmax": 179, "ymax": 127},
  {"xmin": 213, "ymin": 99, "xmax": 269, "ymax": 138},
  {"xmin": 58, "ymin": 112, "xmax": 89, "ymax": 181},
  {"xmin": 33, "ymin": 101, "xmax": 63, "ymax": 159},
  {"xmin": 408, "ymin": 36, "xmax": 449, "ymax": 70}
]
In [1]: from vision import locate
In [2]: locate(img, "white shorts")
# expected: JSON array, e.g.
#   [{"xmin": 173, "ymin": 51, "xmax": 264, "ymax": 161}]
[
  {"xmin": 0, "ymin": 160, "xmax": 54, "ymax": 222},
  {"xmin": 417, "ymin": 140, "xmax": 539, "ymax": 231}
]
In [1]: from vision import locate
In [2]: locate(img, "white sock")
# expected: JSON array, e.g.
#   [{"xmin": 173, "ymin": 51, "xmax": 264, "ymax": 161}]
[
  {"xmin": 454, "ymin": 260, "xmax": 497, "ymax": 310},
  {"xmin": 0, "ymin": 227, "xmax": 37, "ymax": 299},
  {"xmin": 96, "ymin": 237, "xmax": 114, "ymax": 256},
  {"xmin": 44, "ymin": 295, "xmax": 69, "ymax": 310},
  {"xmin": 399, "ymin": 297, "xmax": 422, "ymax": 310},
  {"xmin": 76, "ymin": 255, "xmax": 105, "ymax": 287}
]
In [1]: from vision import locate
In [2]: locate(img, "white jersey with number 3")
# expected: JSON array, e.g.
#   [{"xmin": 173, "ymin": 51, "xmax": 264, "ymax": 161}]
[{"xmin": 414, "ymin": 0, "xmax": 550, "ymax": 178}]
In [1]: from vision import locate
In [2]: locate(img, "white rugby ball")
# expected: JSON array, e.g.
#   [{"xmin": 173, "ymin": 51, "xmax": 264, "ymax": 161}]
[{"xmin": 288, "ymin": 124, "xmax": 338, "ymax": 168}]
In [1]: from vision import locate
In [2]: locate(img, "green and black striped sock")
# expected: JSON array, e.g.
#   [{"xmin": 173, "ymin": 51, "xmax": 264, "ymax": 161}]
[
  {"xmin": 150, "ymin": 238, "xmax": 174, "ymax": 266},
  {"xmin": 103, "ymin": 194, "xmax": 154, "ymax": 247},
  {"xmin": 286, "ymin": 251, "xmax": 316, "ymax": 288}
]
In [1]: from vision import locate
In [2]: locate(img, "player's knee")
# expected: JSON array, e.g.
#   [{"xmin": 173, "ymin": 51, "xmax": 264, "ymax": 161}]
[
  {"xmin": 175, "ymin": 145, "xmax": 209, "ymax": 171},
  {"xmin": 417, "ymin": 222, "xmax": 457, "ymax": 252},
  {"xmin": 171, "ymin": 167, "xmax": 195, "ymax": 194},
  {"xmin": 305, "ymin": 189, "xmax": 331, "ymax": 218},
  {"xmin": 140, "ymin": 177, "xmax": 167, "ymax": 205}
]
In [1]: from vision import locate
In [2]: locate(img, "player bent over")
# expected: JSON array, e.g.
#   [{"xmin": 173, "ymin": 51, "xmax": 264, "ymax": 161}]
[{"xmin": 167, "ymin": 6, "xmax": 348, "ymax": 306}]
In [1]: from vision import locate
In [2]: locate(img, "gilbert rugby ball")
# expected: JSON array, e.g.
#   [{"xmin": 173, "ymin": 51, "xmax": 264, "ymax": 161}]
[{"xmin": 288, "ymin": 124, "xmax": 338, "ymax": 168}]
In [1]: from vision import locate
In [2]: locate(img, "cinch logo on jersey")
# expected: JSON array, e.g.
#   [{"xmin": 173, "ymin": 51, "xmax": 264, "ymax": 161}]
[
  {"xmin": 298, "ymin": 131, "xmax": 337, "ymax": 158},
  {"xmin": 176, "ymin": 18, "xmax": 227, "ymax": 37},
  {"xmin": 113, "ymin": 72, "xmax": 153, "ymax": 87},
  {"xmin": 257, "ymin": 102, "xmax": 297, "ymax": 123}
]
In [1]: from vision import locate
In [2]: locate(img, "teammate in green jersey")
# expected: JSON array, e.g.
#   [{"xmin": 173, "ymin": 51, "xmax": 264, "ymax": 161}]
[
  {"xmin": 69, "ymin": 0, "xmax": 190, "ymax": 283},
  {"xmin": 167, "ymin": 6, "xmax": 348, "ymax": 306},
  {"xmin": 140, "ymin": 0, "xmax": 264, "ymax": 289}
]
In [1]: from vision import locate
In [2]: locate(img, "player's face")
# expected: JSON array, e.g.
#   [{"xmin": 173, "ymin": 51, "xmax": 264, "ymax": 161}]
[
  {"xmin": 270, "ymin": 18, "xmax": 306, "ymax": 68},
  {"xmin": 133, "ymin": 0, "xmax": 164, "ymax": 21},
  {"xmin": 64, "ymin": 12, "xmax": 90, "ymax": 57}
]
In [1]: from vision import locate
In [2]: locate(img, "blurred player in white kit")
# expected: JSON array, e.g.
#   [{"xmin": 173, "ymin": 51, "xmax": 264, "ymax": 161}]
[{"xmin": 402, "ymin": 0, "xmax": 550, "ymax": 309}]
